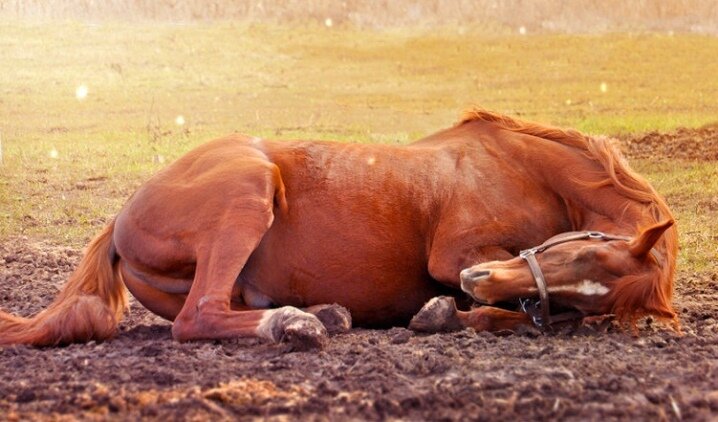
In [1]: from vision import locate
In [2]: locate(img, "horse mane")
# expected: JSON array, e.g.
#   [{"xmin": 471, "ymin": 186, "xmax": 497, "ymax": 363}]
[{"xmin": 460, "ymin": 108, "xmax": 679, "ymax": 331}]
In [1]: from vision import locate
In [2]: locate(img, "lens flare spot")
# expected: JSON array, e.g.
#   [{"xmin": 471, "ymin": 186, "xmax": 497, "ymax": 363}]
[
  {"xmin": 49, "ymin": 148, "xmax": 59, "ymax": 159},
  {"xmin": 175, "ymin": 115, "xmax": 186, "ymax": 126},
  {"xmin": 367, "ymin": 156, "xmax": 376, "ymax": 165},
  {"xmin": 325, "ymin": 18, "xmax": 333, "ymax": 27},
  {"xmin": 518, "ymin": 26, "xmax": 527, "ymax": 35},
  {"xmin": 75, "ymin": 84, "xmax": 88, "ymax": 100},
  {"xmin": 600, "ymin": 82, "xmax": 608, "ymax": 93}
]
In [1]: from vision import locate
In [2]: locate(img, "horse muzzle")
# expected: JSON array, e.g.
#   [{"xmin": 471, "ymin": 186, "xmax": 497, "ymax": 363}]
[{"xmin": 460, "ymin": 268, "xmax": 492, "ymax": 302}]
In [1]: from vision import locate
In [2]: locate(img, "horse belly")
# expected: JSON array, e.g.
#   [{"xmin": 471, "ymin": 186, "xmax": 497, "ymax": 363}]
[{"xmin": 242, "ymin": 239, "xmax": 448, "ymax": 326}]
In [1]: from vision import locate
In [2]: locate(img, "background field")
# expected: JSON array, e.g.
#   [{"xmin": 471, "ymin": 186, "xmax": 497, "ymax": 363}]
[
  {"xmin": 2, "ymin": 0, "xmax": 717, "ymax": 34},
  {"xmin": 1, "ymin": 16, "xmax": 718, "ymax": 421},
  {"xmin": 1, "ymin": 22, "xmax": 716, "ymax": 268}
]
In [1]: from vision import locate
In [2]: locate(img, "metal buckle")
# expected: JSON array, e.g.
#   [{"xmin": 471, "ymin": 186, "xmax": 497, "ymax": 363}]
[
  {"xmin": 519, "ymin": 298, "xmax": 544, "ymax": 328},
  {"xmin": 587, "ymin": 231, "xmax": 606, "ymax": 240}
]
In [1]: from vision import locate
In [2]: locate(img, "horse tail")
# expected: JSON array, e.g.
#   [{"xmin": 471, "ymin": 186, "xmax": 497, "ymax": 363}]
[{"xmin": 0, "ymin": 221, "xmax": 127, "ymax": 346}]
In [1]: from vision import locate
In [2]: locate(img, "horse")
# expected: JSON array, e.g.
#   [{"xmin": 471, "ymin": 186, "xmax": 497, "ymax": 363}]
[{"xmin": 0, "ymin": 109, "xmax": 678, "ymax": 349}]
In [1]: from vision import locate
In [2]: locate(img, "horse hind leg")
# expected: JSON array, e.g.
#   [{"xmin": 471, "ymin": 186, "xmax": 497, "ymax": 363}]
[
  {"xmin": 170, "ymin": 175, "xmax": 328, "ymax": 351},
  {"xmin": 172, "ymin": 233, "xmax": 329, "ymax": 350},
  {"xmin": 173, "ymin": 228, "xmax": 330, "ymax": 351}
]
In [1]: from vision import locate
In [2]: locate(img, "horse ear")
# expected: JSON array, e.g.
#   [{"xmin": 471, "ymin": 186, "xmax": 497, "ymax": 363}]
[{"xmin": 629, "ymin": 219, "xmax": 674, "ymax": 258}]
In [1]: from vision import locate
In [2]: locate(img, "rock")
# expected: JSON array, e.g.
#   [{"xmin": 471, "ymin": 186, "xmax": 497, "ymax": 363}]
[{"xmin": 389, "ymin": 328, "xmax": 412, "ymax": 344}]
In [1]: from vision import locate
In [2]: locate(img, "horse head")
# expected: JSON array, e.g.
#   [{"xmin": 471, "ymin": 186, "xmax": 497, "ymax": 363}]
[{"xmin": 460, "ymin": 220, "xmax": 676, "ymax": 327}]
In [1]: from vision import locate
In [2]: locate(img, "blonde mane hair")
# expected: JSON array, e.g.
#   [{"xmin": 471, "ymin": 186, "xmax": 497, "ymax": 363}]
[{"xmin": 460, "ymin": 108, "xmax": 679, "ymax": 330}]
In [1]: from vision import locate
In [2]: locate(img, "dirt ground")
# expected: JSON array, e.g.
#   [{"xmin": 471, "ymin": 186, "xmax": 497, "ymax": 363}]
[
  {"xmin": 1, "ymin": 129, "xmax": 717, "ymax": 421},
  {"xmin": 620, "ymin": 124, "xmax": 718, "ymax": 162}
]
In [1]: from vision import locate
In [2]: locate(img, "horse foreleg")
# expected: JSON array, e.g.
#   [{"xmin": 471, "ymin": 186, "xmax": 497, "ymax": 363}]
[
  {"xmin": 456, "ymin": 306, "xmax": 533, "ymax": 332},
  {"xmin": 408, "ymin": 296, "xmax": 463, "ymax": 332},
  {"xmin": 409, "ymin": 296, "xmax": 532, "ymax": 333}
]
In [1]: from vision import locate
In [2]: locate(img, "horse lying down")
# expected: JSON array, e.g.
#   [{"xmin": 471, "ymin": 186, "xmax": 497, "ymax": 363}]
[{"xmin": 0, "ymin": 109, "xmax": 678, "ymax": 350}]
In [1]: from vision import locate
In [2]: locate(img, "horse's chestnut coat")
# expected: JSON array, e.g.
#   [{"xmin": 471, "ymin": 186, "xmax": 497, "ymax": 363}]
[{"xmin": 0, "ymin": 110, "xmax": 678, "ymax": 347}]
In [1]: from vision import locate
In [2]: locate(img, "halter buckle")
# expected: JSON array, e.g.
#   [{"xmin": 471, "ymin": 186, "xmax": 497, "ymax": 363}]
[
  {"xmin": 519, "ymin": 298, "xmax": 545, "ymax": 328},
  {"xmin": 519, "ymin": 248, "xmax": 537, "ymax": 258}
]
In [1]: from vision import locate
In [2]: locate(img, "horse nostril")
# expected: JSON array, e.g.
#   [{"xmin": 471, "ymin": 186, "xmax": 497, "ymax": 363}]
[
  {"xmin": 460, "ymin": 268, "xmax": 491, "ymax": 282},
  {"xmin": 473, "ymin": 269, "xmax": 491, "ymax": 280}
]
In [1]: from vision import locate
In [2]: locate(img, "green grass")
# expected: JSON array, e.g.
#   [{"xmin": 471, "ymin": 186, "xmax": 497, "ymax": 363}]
[
  {"xmin": 632, "ymin": 160, "xmax": 718, "ymax": 272},
  {"xmin": 0, "ymin": 22, "xmax": 716, "ymax": 273}
]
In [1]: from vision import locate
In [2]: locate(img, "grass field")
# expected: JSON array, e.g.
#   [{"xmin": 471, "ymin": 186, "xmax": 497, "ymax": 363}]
[{"xmin": 0, "ymin": 22, "xmax": 716, "ymax": 271}]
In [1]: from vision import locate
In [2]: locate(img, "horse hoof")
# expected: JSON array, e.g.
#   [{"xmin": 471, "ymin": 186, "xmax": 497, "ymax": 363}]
[
  {"xmin": 308, "ymin": 304, "xmax": 352, "ymax": 335},
  {"xmin": 280, "ymin": 315, "xmax": 328, "ymax": 351},
  {"xmin": 409, "ymin": 296, "xmax": 462, "ymax": 333}
]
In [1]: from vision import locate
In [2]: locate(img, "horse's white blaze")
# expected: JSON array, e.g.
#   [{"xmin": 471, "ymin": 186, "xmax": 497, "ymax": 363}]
[
  {"xmin": 577, "ymin": 279, "xmax": 610, "ymax": 296},
  {"xmin": 547, "ymin": 279, "xmax": 609, "ymax": 296}
]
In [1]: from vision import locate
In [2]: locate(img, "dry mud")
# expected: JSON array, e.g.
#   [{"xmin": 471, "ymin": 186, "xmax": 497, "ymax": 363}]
[
  {"xmin": 1, "ymin": 128, "xmax": 717, "ymax": 421},
  {"xmin": 620, "ymin": 124, "xmax": 718, "ymax": 162}
]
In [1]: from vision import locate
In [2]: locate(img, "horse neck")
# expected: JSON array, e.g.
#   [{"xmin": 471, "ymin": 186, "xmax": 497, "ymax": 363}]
[
  {"xmin": 530, "ymin": 131, "xmax": 678, "ymax": 302},
  {"xmin": 537, "ymin": 140, "xmax": 668, "ymax": 236},
  {"xmin": 453, "ymin": 117, "xmax": 677, "ymax": 316},
  {"xmin": 458, "ymin": 123, "xmax": 663, "ymax": 237},
  {"xmin": 563, "ymin": 186, "xmax": 651, "ymax": 235},
  {"xmin": 542, "ymin": 148, "xmax": 656, "ymax": 235}
]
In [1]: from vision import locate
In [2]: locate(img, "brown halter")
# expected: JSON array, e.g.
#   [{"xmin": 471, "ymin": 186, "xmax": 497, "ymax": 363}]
[{"xmin": 518, "ymin": 231, "xmax": 632, "ymax": 329}]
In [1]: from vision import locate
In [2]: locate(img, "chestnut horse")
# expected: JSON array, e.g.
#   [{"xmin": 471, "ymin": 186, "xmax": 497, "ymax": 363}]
[{"xmin": 0, "ymin": 109, "xmax": 678, "ymax": 348}]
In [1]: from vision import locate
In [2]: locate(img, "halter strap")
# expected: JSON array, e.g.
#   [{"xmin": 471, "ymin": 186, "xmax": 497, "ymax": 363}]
[
  {"xmin": 520, "ymin": 252, "xmax": 552, "ymax": 326},
  {"xmin": 518, "ymin": 231, "xmax": 631, "ymax": 329}
]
